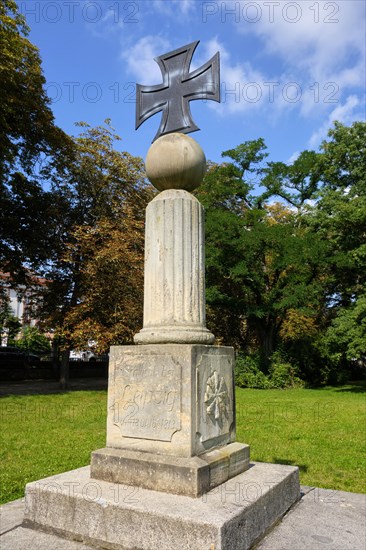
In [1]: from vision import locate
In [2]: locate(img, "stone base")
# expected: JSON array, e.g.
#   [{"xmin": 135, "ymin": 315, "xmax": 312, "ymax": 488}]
[
  {"xmin": 106, "ymin": 344, "xmax": 237, "ymax": 457},
  {"xmin": 23, "ymin": 462, "xmax": 300, "ymax": 550},
  {"xmin": 91, "ymin": 442, "xmax": 250, "ymax": 497}
]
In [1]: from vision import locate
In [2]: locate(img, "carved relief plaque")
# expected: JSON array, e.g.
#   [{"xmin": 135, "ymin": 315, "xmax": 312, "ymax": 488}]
[
  {"xmin": 204, "ymin": 370, "xmax": 229, "ymax": 422},
  {"xmin": 111, "ymin": 353, "xmax": 181, "ymax": 442},
  {"xmin": 196, "ymin": 353, "xmax": 234, "ymax": 445}
]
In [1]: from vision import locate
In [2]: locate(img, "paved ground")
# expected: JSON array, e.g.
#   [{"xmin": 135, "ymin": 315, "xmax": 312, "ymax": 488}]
[
  {"xmin": 256, "ymin": 486, "xmax": 366, "ymax": 550},
  {"xmin": 1, "ymin": 485, "xmax": 365, "ymax": 550}
]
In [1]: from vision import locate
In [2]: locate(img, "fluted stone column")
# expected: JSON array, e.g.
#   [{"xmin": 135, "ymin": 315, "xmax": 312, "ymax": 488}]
[
  {"xmin": 134, "ymin": 133, "xmax": 214, "ymax": 344},
  {"xmin": 134, "ymin": 189, "xmax": 214, "ymax": 344}
]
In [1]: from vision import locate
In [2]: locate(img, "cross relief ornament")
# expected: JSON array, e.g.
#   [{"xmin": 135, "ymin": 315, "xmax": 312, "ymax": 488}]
[
  {"xmin": 204, "ymin": 370, "xmax": 229, "ymax": 422},
  {"xmin": 135, "ymin": 41, "xmax": 220, "ymax": 142}
]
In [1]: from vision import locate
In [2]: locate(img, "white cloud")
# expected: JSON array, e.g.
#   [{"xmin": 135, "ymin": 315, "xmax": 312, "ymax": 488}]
[
  {"xmin": 116, "ymin": 5, "xmax": 365, "ymax": 138},
  {"xmin": 179, "ymin": 0, "xmax": 196, "ymax": 16},
  {"xmin": 119, "ymin": 29, "xmax": 365, "ymax": 137},
  {"xmin": 197, "ymin": 39, "xmax": 334, "ymax": 120},
  {"xmin": 196, "ymin": 38, "xmax": 275, "ymax": 115},
  {"xmin": 308, "ymin": 95, "xmax": 361, "ymax": 148},
  {"xmin": 286, "ymin": 151, "xmax": 300, "ymax": 164},
  {"xmin": 239, "ymin": 0, "xmax": 365, "ymax": 92},
  {"xmin": 224, "ymin": 1, "xmax": 366, "ymax": 123},
  {"xmin": 120, "ymin": 36, "xmax": 171, "ymax": 83}
]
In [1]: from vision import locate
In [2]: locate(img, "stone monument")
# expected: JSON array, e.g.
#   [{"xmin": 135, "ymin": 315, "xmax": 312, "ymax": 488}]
[{"xmin": 23, "ymin": 40, "xmax": 300, "ymax": 549}]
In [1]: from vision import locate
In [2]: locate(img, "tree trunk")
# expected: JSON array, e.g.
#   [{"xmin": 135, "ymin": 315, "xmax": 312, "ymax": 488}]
[
  {"xmin": 59, "ymin": 348, "xmax": 70, "ymax": 390},
  {"xmin": 51, "ymin": 338, "xmax": 59, "ymax": 378},
  {"xmin": 252, "ymin": 318, "xmax": 277, "ymax": 371}
]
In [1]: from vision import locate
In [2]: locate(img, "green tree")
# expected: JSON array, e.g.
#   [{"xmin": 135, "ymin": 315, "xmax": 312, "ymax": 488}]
[
  {"xmin": 314, "ymin": 122, "xmax": 366, "ymax": 302},
  {"xmin": 259, "ymin": 150, "xmax": 321, "ymax": 209},
  {"xmin": 61, "ymin": 213, "xmax": 145, "ymax": 351},
  {"xmin": 38, "ymin": 121, "xmax": 152, "ymax": 387},
  {"xmin": 310, "ymin": 122, "xmax": 366, "ymax": 369},
  {"xmin": 0, "ymin": 0, "xmax": 72, "ymax": 281},
  {"xmin": 0, "ymin": 295, "xmax": 21, "ymax": 343},
  {"xmin": 204, "ymin": 122, "xmax": 365, "ymax": 383},
  {"xmin": 0, "ymin": 308, "xmax": 21, "ymax": 344},
  {"xmin": 196, "ymin": 139, "xmax": 268, "ymax": 347},
  {"xmin": 0, "ymin": 0, "xmax": 70, "ymax": 179},
  {"xmin": 197, "ymin": 142, "xmax": 328, "ymax": 372},
  {"xmin": 320, "ymin": 293, "xmax": 366, "ymax": 364}
]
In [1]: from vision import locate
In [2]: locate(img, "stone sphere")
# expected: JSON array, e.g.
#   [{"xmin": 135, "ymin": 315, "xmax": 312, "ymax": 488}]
[{"xmin": 145, "ymin": 133, "xmax": 206, "ymax": 192}]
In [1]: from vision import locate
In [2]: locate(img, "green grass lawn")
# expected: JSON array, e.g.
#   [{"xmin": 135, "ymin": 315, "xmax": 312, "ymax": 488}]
[
  {"xmin": 0, "ymin": 390, "xmax": 107, "ymax": 505},
  {"xmin": 235, "ymin": 383, "xmax": 366, "ymax": 494},
  {"xmin": 0, "ymin": 383, "xmax": 365, "ymax": 504}
]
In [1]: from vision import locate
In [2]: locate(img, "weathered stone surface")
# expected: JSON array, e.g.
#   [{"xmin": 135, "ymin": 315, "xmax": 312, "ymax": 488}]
[
  {"xmin": 145, "ymin": 133, "xmax": 206, "ymax": 192},
  {"xmin": 0, "ymin": 527, "xmax": 96, "ymax": 550},
  {"xmin": 200, "ymin": 442, "xmax": 250, "ymax": 489},
  {"xmin": 90, "ymin": 443, "xmax": 250, "ymax": 497},
  {"xmin": 4, "ymin": 485, "xmax": 365, "ymax": 550},
  {"xmin": 23, "ymin": 462, "xmax": 300, "ymax": 550},
  {"xmin": 0, "ymin": 498, "xmax": 24, "ymax": 535},
  {"xmin": 109, "ymin": 350, "xmax": 181, "ymax": 442},
  {"xmin": 106, "ymin": 344, "xmax": 237, "ymax": 457},
  {"xmin": 134, "ymin": 189, "xmax": 214, "ymax": 345},
  {"xmin": 197, "ymin": 351, "xmax": 234, "ymax": 448},
  {"xmin": 91, "ymin": 447, "xmax": 208, "ymax": 497}
]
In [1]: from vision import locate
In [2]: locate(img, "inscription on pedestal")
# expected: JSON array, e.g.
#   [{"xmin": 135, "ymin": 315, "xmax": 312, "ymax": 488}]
[{"xmin": 111, "ymin": 354, "xmax": 181, "ymax": 442}]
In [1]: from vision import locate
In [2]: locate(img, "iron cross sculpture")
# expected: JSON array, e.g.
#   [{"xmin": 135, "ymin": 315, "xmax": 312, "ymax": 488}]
[{"xmin": 135, "ymin": 41, "xmax": 220, "ymax": 142}]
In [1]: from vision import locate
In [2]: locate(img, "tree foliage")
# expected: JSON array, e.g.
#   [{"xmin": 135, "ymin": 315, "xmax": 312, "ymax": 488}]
[
  {"xmin": 0, "ymin": 0, "xmax": 72, "ymax": 281},
  {"xmin": 60, "ymin": 214, "xmax": 145, "ymax": 351},
  {"xmin": 199, "ymin": 121, "xmax": 365, "ymax": 384},
  {"xmin": 38, "ymin": 121, "xmax": 153, "ymax": 354},
  {"xmin": 197, "ymin": 142, "xmax": 327, "ymax": 369},
  {"xmin": 0, "ymin": 3, "xmax": 152, "ymax": 384},
  {"xmin": 0, "ymin": 0, "xmax": 70, "ymax": 179},
  {"xmin": 16, "ymin": 326, "xmax": 50, "ymax": 355},
  {"xmin": 311, "ymin": 122, "xmax": 366, "ymax": 368}
]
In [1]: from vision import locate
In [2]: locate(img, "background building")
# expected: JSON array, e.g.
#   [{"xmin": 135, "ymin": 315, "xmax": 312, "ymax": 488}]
[{"xmin": 0, "ymin": 272, "xmax": 48, "ymax": 340}]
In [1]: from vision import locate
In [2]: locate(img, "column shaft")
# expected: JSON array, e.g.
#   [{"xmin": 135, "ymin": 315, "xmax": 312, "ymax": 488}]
[{"xmin": 134, "ymin": 189, "xmax": 214, "ymax": 344}]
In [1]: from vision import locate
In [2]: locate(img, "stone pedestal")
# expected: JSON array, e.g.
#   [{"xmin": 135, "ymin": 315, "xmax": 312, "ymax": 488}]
[
  {"xmin": 91, "ymin": 443, "xmax": 249, "ymax": 498},
  {"xmin": 104, "ymin": 344, "xmax": 237, "ymax": 456},
  {"xmin": 90, "ymin": 344, "xmax": 250, "ymax": 496}
]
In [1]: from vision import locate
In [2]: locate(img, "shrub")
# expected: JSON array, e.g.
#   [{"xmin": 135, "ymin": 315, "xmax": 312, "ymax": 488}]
[
  {"xmin": 16, "ymin": 327, "xmax": 50, "ymax": 355},
  {"xmin": 269, "ymin": 352, "xmax": 304, "ymax": 389},
  {"xmin": 235, "ymin": 351, "xmax": 305, "ymax": 389},
  {"xmin": 235, "ymin": 353, "xmax": 272, "ymax": 389}
]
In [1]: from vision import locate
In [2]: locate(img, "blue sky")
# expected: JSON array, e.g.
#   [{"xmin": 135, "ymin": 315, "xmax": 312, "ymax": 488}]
[{"xmin": 19, "ymin": 0, "xmax": 365, "ymax": 166}]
